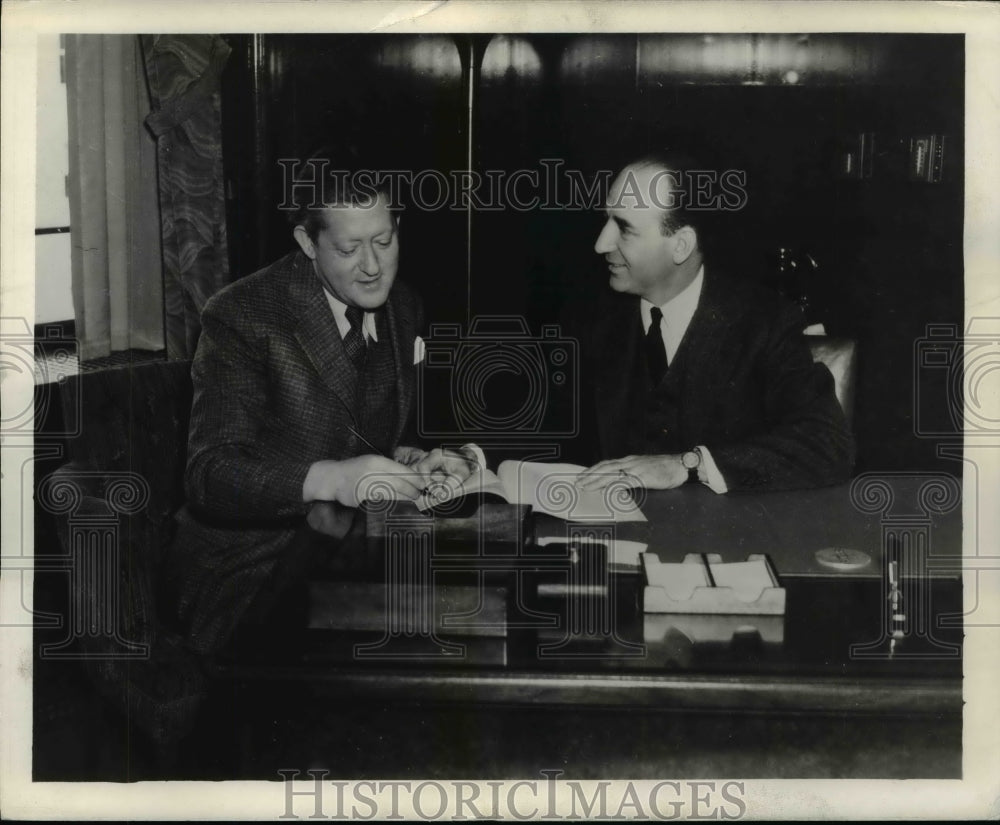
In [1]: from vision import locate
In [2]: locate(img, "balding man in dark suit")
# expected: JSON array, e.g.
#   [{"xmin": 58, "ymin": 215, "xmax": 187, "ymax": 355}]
[{"xmin": 573, "ymin": 153, "xmax": 854, "ymax": 494}]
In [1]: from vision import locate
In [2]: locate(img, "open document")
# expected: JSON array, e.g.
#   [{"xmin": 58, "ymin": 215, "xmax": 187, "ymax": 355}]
[{"xmin": 416, "ymin": 460, "xmax": 647, "ymax": 523}]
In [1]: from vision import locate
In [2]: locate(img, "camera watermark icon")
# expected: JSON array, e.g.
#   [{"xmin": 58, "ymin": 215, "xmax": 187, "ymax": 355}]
[
  {"xmin": 416, "ymin": 316, "xmax": 578, "ymax": 441},
  {"xmin": 0, "ymin": 316, "xmax": 81, "ymax": 439},
  {"xmin": 848, "ymin": 473, "xmax": 962, "ymax": 660},
  {"xmin": 33, "ymin": 470, "xmax": 152, "ymax": 660},
  {"xmin": 914, "ymin": 318, "xmax": 1000, "ymax": 438}
]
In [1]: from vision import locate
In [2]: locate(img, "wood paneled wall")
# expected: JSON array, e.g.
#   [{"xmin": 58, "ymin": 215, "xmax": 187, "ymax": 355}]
[{"xmin": 220, "ymin": 33, "xmax": 964, "ymax": 474}]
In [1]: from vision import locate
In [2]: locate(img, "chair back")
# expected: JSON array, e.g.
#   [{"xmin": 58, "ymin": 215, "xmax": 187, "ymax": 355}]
[
  {"xmin": 807, "ymin": 336, "xmax": 857, "ymax": 424},
  {"xmin": 60, "ymin": 359, "xmax": 194, "ymax": 542},
  {"xmin": 54, "ymin": 359, "xmax": 204, "ymax": 749}
]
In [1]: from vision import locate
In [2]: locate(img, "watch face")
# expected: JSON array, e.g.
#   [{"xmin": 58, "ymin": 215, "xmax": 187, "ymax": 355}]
[{"xmin": 682, "ymin": 450, "xmax": 700, "ymax": 469}]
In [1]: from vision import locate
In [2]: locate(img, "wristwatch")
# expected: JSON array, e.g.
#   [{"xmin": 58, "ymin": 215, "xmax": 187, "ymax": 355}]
[{"xmin": 681, "ymin": 448, "xmax": 702, "ymax": 483}]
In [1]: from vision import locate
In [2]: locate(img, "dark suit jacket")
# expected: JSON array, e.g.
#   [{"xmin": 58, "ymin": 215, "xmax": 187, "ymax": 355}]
[
  {"xmin": 565, "ymin": 269, "xmax": 854, "ymax": 492},
  {"xmin": 165, "ymin": 250, "xmax": 423, "ymax": 652}
]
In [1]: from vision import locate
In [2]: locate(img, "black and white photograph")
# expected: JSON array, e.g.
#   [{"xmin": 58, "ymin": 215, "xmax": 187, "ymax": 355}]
[{"xmin": 2, "ymin": 0, "xmax": 999, "ymax": 819}]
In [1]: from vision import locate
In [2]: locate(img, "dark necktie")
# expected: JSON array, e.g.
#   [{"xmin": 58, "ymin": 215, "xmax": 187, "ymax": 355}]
[
  {"xmin": 343, "ymin": 306, "xmax": 368, "ymax": 370},
  {"xmin": 645, "ymin": 306, "xmax": 667, "ymax": 384}
]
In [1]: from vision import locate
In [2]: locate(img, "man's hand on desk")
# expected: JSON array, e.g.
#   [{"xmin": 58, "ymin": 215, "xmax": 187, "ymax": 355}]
[
  {"xmin": 575, "ymin": 454, "xmax": 688, "ymax": 492},
  {"xmin": 392, "ymin": 445, "xmax": 430, "ymax": 468},
  {"xmin": 303, "ymin": 447, "xmax": 481, "ymax": 508},
  {"xmin": 395, "ymin": 445, "xmax": 480, "ymax": 493},
  {"xmin": 303, "ymin": 455, "xmax": 425, "ymax": 508}
]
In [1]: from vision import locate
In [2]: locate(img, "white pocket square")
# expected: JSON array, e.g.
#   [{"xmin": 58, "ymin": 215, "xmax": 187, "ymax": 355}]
[{"xmin": 413, "ymin": 335, "xmax": 426, "ymax": 365}]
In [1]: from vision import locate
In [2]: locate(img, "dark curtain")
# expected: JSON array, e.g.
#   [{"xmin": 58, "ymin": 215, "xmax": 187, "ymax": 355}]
[{"xmin": 141, "ymin": 35, "xmax": 231, "ymax": 359}]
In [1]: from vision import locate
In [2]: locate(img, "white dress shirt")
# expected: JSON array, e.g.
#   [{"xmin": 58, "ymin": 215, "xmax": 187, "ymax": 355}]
[
  {"xmin": 323, "ymin": 289, "xmax": 379, "ymax": 343},
  {"xmin": 639, "ymin": 266, "xmax": 728, "ymax": 494},
  {"xmin": 640, "ymin": 266, "xmax": 704, "ymax": 365}
]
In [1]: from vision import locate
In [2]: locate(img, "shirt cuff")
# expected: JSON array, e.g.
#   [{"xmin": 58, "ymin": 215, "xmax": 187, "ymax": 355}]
[{"xmin": 696, "ymin": 446, "xmax": 729, "ymax": 494}]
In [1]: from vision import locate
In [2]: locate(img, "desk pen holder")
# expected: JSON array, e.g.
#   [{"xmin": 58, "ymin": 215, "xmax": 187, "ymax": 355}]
[{"xmin": 642, "ymin": 552, "xmax": 786, "ymax": 615}]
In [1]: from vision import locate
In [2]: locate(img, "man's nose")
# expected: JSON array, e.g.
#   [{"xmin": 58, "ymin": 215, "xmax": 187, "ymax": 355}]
[
  {"xmin": 594, "ymin": 219, "xmax": 616, "ymax": 255},
  {"xmin": 359, "ymin": 243, "xmax": 380, "ymax": 276}
]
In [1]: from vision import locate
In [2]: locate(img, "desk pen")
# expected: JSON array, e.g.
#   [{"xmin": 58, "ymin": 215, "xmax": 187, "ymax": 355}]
[
  {"xmin": 888, "ymin": 560, "xmax": 899, "ymax": 609},
  {"xmin": 347, "ymin": 425, "xmax": 385, "ymax": 457},
  {"xmin": 888, "ymin": 559, "xmax": 905, "ymax": 654},
  {"xmin": 701, "ymin": 553, "xmax": 717, "ymax": 588}
]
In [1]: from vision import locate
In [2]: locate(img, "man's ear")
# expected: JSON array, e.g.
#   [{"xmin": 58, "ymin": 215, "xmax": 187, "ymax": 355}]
[
  {"xmin": 293, "ymin": 225, "xmax": 317, "ymax": 260},
  {"xmin": 670, "ymin": 226, "xmax": 697, "ymax": 264}
]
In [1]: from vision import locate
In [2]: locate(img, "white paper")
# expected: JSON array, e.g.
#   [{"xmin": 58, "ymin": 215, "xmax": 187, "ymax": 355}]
[{"xmin": 498, "ymin": 460, "xmax": 648, "ymax": 522}]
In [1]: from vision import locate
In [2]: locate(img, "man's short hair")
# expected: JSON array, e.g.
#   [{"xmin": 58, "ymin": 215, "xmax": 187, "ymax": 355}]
[
  {"xmin": 286, "ymin": 144, "xmax": 399, "ymax": 241},
  {"xmin": 627, "ymin": 149, "xmax": 712, "ymax": 247}
]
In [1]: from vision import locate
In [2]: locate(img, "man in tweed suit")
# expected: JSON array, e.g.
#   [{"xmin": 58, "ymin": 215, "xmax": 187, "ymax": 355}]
[
  {"xmin": 572, "ymin": 153, "xmax": 854, "ymax": 494},
  {"xmin": 167, "ymin": 165, "xmax": 473, "ymax": 653}
]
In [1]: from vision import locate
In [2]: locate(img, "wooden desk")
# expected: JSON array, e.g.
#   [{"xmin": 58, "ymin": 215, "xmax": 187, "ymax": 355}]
[
  {"xmin": 203, "ymin": 476, "xmax": 963, "ymax": 780},
  {"xmin": 535, "ymin": 473, "xmax": 963, "ymax": 578}
]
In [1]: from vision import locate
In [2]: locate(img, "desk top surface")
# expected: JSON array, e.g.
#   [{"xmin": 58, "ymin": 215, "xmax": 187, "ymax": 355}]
[
  {"xmin": 226, "ymin": 475, "xmax": 964, "ymax": 714},
  {"xmin": 534, "ymin": 473, "xmax": 963, "ymax": 578}
]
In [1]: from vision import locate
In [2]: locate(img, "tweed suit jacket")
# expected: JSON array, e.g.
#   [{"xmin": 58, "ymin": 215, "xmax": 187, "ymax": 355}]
[
  {"xmin": 568, "ymin": 269, "xmax": 855, "ymax": 492},
  {"xmin": 167, "ymin": 250, "xmax": 424, "ymax": 652}
]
